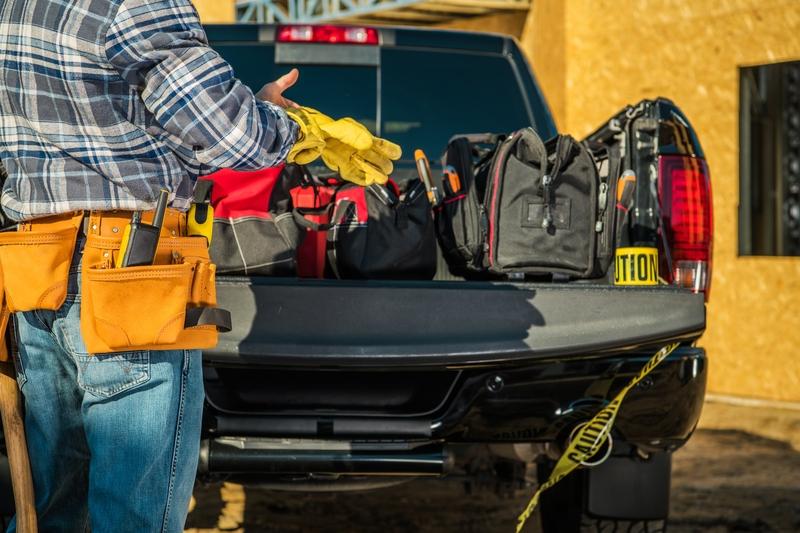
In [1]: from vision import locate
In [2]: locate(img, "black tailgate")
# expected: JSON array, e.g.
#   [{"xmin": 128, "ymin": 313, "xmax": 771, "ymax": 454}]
[{"xmin": 205, "ymin": 278, "xmax": 705, "ymax": 367}]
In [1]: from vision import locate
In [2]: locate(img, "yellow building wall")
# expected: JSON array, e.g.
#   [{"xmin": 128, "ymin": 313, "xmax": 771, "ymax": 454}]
[
  {"xmin": 523, "ymin": 0, "xmax": 800, "ymax": 402},
  {"xmin": 193, "ymin": 0, "xmax": 236, "ymax": 23},
  {"xmin": 434, "ymin": 12, "xmax": 528, "ymax": 39}
]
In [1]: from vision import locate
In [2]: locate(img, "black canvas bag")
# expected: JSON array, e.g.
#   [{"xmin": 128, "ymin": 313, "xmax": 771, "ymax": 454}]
[
  {"xmin": 435, "ymin": 134, "xmax": 500, "ymax": 274},
  {"xmin": 294, "ymin": 180, "xmax": 437, "ymax": 280},
  {"xmin": 437, "ymin": 128, "xmax": 612, "ymax": 278},
  {"xmin": 329, "ymin": 181, "xmax": 437, "ymax": 280}
]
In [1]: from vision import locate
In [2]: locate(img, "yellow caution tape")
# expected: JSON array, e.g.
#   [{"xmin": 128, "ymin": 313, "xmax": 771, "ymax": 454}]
[
  {"xmin": 515, "ymin": 342, "xmax": 681, "ymax": 533},
  {"xmin": 614, "ymin": 247, "xmax": 659, "ymax": 286}
]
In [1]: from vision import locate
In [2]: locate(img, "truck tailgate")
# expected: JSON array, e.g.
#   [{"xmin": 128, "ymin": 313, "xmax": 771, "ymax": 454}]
[{"xmin": 205, "ymin": 278, "xmax": 705, "ymax": 366}]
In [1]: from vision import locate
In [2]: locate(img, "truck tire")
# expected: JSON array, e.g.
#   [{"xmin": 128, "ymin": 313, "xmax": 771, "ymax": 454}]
[{"xmin": 537, "ymin": 454, "xmax": 670, "ymax": 533}]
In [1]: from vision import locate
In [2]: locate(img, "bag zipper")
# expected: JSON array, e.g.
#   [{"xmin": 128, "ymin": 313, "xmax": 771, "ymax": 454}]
[
  {"xmin": 541, "ymin": 173, "xmax": 554, "ymax": 229},
  {"xmin": 596, "ymin": 180, "xmax": 609, "ymax": 233}
]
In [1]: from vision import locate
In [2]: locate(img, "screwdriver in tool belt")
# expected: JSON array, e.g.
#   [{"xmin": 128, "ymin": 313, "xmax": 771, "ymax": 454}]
[{"xmin": 414, "ymin": 149, "xmax": 442, "ymax": 206}]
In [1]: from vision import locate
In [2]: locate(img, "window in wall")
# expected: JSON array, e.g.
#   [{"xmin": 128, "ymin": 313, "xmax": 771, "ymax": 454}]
[{"xmin": 739, "ymin": 61, "xmax": 800, "ymax": 256}]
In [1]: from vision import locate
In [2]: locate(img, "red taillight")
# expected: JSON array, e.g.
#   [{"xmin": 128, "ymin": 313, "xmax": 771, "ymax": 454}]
[
  {"xmin": 658, "ymin": 155, "xmax": 713, "ymax": 299},
  {"xmin": 276, "ymin": 25, "xmax": 379, "ymax": 45}
]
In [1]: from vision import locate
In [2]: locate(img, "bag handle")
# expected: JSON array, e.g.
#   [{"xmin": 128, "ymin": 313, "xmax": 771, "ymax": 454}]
[
  {"xmin": 447, "ymin": 133, "xmax": 504, "ymax": 146},
  {"xmin": 292, "ymin": 204, "xmax": 336, "ymax": 231},
  {"xmin": 514, "ymin": 128, "xmax": 549, "ymax": 171},
  {"xmin": 289, "ymin": 167, "xmax": 346, "ymax": 231},
  {"xmin": 549, "ymin": 135, "xmax": 574, "ymax": 177},
  {"xmin": 325, "ymin": 200, "xmax": 358, "ymax": 280}
]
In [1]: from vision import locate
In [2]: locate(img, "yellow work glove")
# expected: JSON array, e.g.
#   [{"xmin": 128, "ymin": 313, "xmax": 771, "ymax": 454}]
[
  {"xmin": 286, "ymin": 107, "xmax": 402, "ymax": 185},
  {"xmin": 321, "ymin": 138, "xmax": 401, "ymax": 186},
  {"xmin": 285, "ymin": 107, "xmax": 328, "ymax": 165}
]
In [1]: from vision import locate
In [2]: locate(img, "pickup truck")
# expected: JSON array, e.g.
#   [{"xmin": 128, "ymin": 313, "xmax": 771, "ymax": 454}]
[{"xmin": 198, "ymin": 24, "xmax": 711, "ymax": 532}]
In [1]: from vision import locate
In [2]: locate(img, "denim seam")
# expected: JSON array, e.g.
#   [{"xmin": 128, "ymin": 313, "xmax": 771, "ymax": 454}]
[
  {"xmin": 32, "ymin": 310, "xmax": 60, "ymax": 347},
  {"xmin": 79, "ymin": 370, "xmax": 150, "ymax": 398},
  {"xmin": 72, "ymin": 349, "xmax": 151, "ymax": 399},
  {"xmin": 58, "ymin": 315, "xmax": 80, "ymax": 357},
  {"xmin": 161, "ymin": 350, "xmax": 188, "ymax": 533}
]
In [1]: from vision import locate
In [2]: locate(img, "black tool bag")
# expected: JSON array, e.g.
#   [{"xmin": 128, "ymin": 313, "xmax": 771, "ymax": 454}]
[
  {"xmin": 435, "ymin": 134, "xmax": 498, "ymax": 274},
  {"xmin": 295, "ymin": 180, "xmax": 437, "ymax": 280},
  {"xmin": 437, "ymin": 128, "xmax": 613, "ymax": 278},
  {"xmin": 330, "ymin": 181, "xmax": 437, "ymax": 280}
]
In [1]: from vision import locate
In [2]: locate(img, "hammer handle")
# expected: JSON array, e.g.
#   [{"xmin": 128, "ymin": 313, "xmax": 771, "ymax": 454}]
[{"xmin": 0, "ymin": 362, "xmax": 37, "ymax": 532}]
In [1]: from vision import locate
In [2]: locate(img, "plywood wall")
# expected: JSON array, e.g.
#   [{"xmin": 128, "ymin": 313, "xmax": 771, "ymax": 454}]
[
  {"xmin": 193, "ymin": 0, "xmax": 236, "ymax": 23},
  {"xmin": 523, "ymin": 0, "xmax": 800, "ymax": 402},
  {"xmin": 434, "ymin": 12, "xmax": 528, "ymax": 39}
]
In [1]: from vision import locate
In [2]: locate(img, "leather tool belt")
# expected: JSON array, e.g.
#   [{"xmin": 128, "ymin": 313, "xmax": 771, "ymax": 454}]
[{"xmin": 0, "ymin": 210, "xmax": 231, "ymax": 355}]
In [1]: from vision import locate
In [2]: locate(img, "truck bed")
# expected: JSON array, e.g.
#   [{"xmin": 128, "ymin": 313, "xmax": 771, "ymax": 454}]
[{"xmin": 206, "ymin": 278, "xmax": 706, "ymax": 367}]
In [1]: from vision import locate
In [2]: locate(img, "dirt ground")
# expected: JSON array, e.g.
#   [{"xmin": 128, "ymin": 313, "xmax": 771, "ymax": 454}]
[{"xmin": 185, "ymin": 400, "xmax": 800, "ymax": 533}]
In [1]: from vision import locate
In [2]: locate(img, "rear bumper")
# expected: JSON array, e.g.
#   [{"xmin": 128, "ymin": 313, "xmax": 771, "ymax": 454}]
[
  {"xmin": 203, "ymin": 347, "xmax": 706, "ymax": 457},
  {"xmin": 207, "ymin": 278, "xmax": 705, "ymax": 366}
]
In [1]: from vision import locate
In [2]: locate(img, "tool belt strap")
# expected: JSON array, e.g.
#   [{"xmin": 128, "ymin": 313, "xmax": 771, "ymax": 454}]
[{"xmin": 185, "ymin": 307, "xmax": 232, "ymax": 332}]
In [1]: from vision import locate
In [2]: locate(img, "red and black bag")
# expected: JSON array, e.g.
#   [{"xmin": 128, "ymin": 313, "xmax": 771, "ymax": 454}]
[
  {"xmin": 201, "ymin": 164, "xmax": 305, "ymax": 276},
  {"xmin": 289, "ymin": 175, "xmax": 338, "ymax": 278},
  {"xmin": 292, "ymin": 178, "xmax": 437, "ymax": 280}
]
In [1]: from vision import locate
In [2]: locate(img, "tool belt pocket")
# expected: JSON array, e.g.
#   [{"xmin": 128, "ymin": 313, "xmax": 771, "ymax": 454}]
[
  {"xmin": 0, "ymin": 222, "xmax": 79, "ymax": 313},
  {"xmin": 85, "ymin": 262, "xmax": 194, "ymax": 350},
  {"xmin": 81, "ymin": 233, "xmax": 227, "ymax": 354}
]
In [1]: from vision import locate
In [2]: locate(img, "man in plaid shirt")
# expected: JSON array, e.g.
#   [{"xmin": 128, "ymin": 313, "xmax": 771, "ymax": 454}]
[{"xmin": 0, "ymin": 1, "xmax": 300, "ymax": 530}]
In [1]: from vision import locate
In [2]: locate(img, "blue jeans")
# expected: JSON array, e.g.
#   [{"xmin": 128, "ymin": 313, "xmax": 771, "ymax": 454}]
[{"xmin": 8, "ymin": 238, "xmax": 204, "ymax": 532}]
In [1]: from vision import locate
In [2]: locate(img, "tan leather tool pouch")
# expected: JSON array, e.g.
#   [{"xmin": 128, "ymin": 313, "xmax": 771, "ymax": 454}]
[
  {"xmin": 80, "ymin": 215, "xmax": 219, "ymax": 354},
  {"xmin": 0, "ymin": 213, "xmax": 82, "ymax": 313}
]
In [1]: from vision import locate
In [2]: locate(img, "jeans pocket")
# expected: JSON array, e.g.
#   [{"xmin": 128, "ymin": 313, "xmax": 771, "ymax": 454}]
[
  {"xmin": 76, "ymin": 351, "xmax": 150, "ymax": 399},
  {"xmin": 12, "ymin": 317, "xmax": 28, "ymax": 390}
]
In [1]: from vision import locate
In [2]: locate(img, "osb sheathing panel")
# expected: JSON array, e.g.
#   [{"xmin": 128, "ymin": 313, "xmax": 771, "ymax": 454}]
[
  {"xmin": 435, "ymin": 12, "xmax": 528, "ymax": 39},
  {"xmin": 523, "ymin": 0, "xmax": 566, "ymax": 129},
  {"xmin": 522, "ymin": 0, "xmax": 800, "ymax": 401},
  {"xmin": 193, "ymin": 0, "xmax": 236, "ymax": 23}
]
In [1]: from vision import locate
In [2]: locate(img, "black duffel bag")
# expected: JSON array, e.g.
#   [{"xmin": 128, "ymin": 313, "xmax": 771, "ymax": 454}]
[{"xmin": 295, "ymin": 179, "xmax": 437, "ymax": 280}]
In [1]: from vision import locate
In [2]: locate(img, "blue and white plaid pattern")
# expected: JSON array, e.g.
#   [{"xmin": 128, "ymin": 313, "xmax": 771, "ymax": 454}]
[{"xmin": 0, "ymin": 0, "xmax": 298, "ymax": 221}]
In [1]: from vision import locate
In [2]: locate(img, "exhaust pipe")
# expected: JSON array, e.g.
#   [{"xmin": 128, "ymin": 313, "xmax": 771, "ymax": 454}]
[{"xmin": 199, "ymin": 438, "xmax": 454, "ymax": 477}]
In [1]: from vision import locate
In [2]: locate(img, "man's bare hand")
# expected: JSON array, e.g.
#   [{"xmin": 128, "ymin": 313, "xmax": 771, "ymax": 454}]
[{"xmin": 256, "ymin": 68, "xmax": 300, "ymax": 108}]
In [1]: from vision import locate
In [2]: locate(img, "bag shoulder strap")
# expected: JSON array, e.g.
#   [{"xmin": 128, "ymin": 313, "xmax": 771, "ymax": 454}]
[{"xmin": 325, "ymin": 199, "xmax": 358, "ymax": 280}]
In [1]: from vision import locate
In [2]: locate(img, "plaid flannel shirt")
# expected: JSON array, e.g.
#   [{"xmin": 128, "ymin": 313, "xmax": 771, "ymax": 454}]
[{"xmin": 0, "ymin": 0, "xmax": 298, "ymax": 221}]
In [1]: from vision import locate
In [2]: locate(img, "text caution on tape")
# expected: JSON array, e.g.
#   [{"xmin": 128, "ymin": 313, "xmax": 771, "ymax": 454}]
[{"xmin": 614, "ymin": 247, "xmax": 658, "ymax": 285}]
